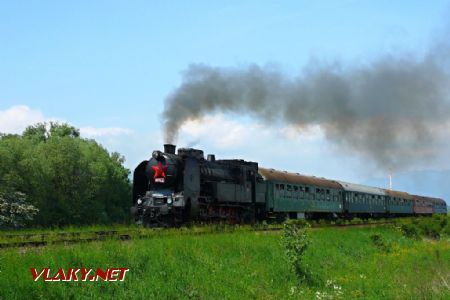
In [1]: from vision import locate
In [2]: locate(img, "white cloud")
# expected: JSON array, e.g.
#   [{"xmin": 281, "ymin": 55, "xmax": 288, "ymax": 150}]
[
  {"xmin": 80, "ymin": 127, "xmax": 133, "ymax": 138},
  {"xmin": 0, "ymin": 105, "xmax": 133, "ymax": 139},
  {"xmin": 178, "ymin": 114, "xmax": 325, "ymax": 149},
  {"xmin": 174, "ymin": 113, "xmax": 365, "ymax": 180},
  {"xmin": 0, "ymin": 105, "xmax": 46, "ymax": 134},
  {"xmin": 180, "ymin": 114, "xmax": 272, "ymax": 148}
]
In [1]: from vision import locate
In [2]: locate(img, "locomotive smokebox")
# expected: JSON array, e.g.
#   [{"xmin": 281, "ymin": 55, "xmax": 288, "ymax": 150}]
[{"xmin": 164, "ymin": 144, "xmax": 176, "ymax": 154}]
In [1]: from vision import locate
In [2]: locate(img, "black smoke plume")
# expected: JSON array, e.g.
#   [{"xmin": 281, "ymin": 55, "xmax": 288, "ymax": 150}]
[{"xmin": 162, "ymin": 46, "xmax": 450, "ymax": 171}]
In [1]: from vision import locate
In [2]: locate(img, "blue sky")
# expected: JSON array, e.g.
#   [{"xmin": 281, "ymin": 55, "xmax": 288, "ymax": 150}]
[{"xmin": 1, "ymin": 1, "xmax": 450, "ymax": 196}]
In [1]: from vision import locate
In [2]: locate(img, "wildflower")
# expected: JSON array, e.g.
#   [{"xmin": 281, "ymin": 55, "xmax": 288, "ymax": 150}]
[
  {"xmin": 289, "ymin": 286, "xmax": 297, "ymax": 295},
  {"xmin": 315, "ymin": 291, "xmax": 322, "ymax": 300}
]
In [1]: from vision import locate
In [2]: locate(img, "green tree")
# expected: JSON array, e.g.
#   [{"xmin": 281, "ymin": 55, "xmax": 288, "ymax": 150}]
[{"xmin": 0, "ymin": 122, "xmax": 131, "ymax": 227}]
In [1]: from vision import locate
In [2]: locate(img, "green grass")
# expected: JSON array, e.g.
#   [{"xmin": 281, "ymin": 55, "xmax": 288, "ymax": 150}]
[{"xmin": 0, "ymin": 226, "xmax": 449, "ymax": 299}]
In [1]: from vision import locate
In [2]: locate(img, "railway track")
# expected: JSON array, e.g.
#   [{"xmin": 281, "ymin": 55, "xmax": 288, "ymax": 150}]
[{"xmin": 0, "ymin": 221, "xmax": 394, "ymax": 249}]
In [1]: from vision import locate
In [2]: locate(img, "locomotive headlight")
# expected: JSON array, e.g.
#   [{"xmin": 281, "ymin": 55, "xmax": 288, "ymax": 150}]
[
  {"xmin": 137, "ymin": 199, "xmax": 142, "ymax": 205},
  {"xmin": 167, "ymin": 197, "xmax": 173, "ymax": 204}
]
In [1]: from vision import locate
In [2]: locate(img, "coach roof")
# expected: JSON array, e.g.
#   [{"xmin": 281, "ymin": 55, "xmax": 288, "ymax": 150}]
[
  {"xmin": 335, "ymin": 181, "xmax": 385, "ymax": 195},
  {"xmin": 259, "ymin": 168, "xmax": 341, "ymax": 189},
  {"xmin": 385, "ymin": 189, "xmax": 413, "ymax": 200}
]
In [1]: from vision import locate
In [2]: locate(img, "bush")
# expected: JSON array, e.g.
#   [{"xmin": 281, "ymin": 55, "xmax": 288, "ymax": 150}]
[
  {"xmin": 400, "ymin": 223, "xmax": 420, "ymax": 239},
  {"xmin": 350, "ymin": 217, "xmax": 363, "ymax": 225},
  {"xmin": 281, "ymin": 219, "xmax": 311, "ymax": 282},
  {"xmin": 442, "ymin": 222, "xmax": 450, "ymax": 236},
  {"xmin": 318, "ymin": 219, "xmax": 328, "ymax": 227},
  {"xmin": 399, "ymin": 215, "xmax": 450, "ymax": 240},
  {"xmin": 370, "ymin": 233, "xmax": 392, "ymax": 253},
  {"xmin": 0, "ymin": 191, "xmax": 38, "ymax": 228}
]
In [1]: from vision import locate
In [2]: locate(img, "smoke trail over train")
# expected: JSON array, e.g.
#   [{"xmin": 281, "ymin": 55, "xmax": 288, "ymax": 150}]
[{"xmin": 162, "ymin": 38, "xmax": 450, "ymax": 171}]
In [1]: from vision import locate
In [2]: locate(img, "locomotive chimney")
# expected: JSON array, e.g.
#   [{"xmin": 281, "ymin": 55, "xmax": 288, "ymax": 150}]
[
  {"xmin": 164, "ymin": 144, "xmax": 176, "ymax": 154},
  {"xmin": 207, "ymin": 154, "xmax": 216, "ymax": 162}
]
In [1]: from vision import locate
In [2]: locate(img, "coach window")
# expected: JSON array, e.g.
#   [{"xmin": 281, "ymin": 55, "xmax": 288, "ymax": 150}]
[{"xmin": 275, "ymin": 184, "xmax": 279, "ymax": 190}]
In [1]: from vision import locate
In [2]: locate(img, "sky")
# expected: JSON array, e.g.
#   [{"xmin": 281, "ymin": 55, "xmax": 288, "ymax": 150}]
[{"xmin": 1, "ymin": 1, "xmax": 450, "ymax": 198}]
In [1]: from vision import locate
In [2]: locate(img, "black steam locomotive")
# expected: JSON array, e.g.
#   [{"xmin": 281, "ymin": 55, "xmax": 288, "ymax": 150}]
[
  {"xmin": 131, "ymin": 144, "xmax": 266, "ymax": 226},
  {"xmin": 131, "ymin": 144, "xmax": 447, "ymax": 227}
]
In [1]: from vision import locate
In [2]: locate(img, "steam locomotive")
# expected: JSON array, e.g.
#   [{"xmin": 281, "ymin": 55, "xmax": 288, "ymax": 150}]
[{"xmin": 131, "ymin": 144, "xmax": 447, "ymax": 227}]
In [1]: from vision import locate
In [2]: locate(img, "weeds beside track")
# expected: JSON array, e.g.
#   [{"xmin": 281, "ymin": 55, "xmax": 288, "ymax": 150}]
[{"xmin": 0, "ymin": 221, "xmax": 395, "ymax": 249}]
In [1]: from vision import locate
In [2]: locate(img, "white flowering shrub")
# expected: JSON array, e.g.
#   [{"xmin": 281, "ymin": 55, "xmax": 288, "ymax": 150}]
[{"xmin": 0, "ymin": 191, "xmax": 39, "ymax": 228}]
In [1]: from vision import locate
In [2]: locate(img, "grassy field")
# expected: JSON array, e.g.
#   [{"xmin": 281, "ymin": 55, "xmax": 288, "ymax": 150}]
[{"xmin": 0, "ymin": 222, "xmax": 449, "ymax": 300}]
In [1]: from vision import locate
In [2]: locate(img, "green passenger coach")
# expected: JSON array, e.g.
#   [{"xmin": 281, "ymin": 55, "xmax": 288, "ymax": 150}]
[
  {"xmin": 337, "ymin": 181, "xmax": 386, "ymax": 215},
  {"xmin": 385, "ymin": 190, "xmax": 414, "ymax": 215},
  {"xmin": 258, "ymin": 168, "xmax": 343, "ymax": 218}
]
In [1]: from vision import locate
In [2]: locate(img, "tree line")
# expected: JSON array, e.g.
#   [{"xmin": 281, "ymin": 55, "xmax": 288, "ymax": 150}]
[{"xmin": 0, "ymin": 122, "xmax": 131, "ymax": 228}]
